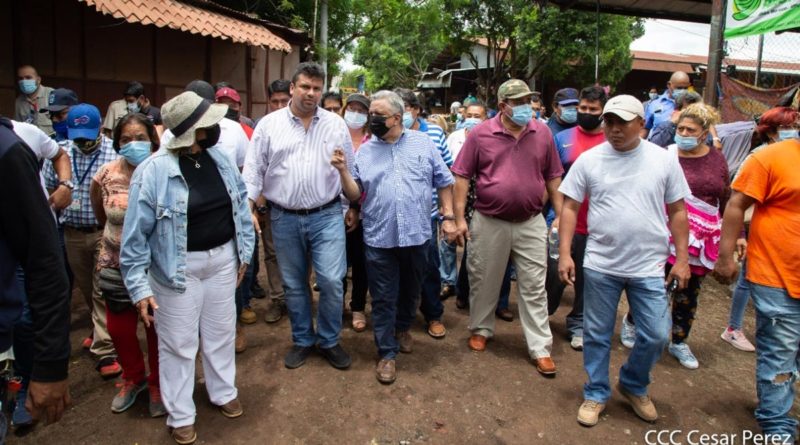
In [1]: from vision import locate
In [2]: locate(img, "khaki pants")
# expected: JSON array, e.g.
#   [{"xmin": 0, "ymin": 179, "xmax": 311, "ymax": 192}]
[
  {"xmin": 467, "ymin": 211, "xmax": 552, "ymax": 358},
  {"xmin": 64, "ymin": 227, "xmax": 115, "ymax": 358},
  {"xmin": 259, "ymin": 208, "xmax": 285, "ymax": 301}
]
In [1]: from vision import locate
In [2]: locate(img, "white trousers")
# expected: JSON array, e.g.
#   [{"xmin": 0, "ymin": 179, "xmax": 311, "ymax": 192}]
[{"xmin": 152, "ymin": 241, "xmax": 238, "ymax": 428}]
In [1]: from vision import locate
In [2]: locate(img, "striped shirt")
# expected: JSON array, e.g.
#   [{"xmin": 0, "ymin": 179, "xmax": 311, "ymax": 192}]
[
  {"xmin": 355, "ymin": 130, "xmax": 454, "ymax": 248},
  {"xmin": 416, "ymin": 119, "xmax": 452, "ymax": 219},
  {"xmin": 43, "ymin": 136, "xmax": 119, "ymax": 227},
  {"xmin": 243, "ymin": 105, "xmax": 354, "ymax": 209}
]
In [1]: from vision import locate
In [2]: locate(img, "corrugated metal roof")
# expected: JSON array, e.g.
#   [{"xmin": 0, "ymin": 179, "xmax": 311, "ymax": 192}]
[
  {"xmin": 82, "ymin": 0, "xmax": 292, "ymax": 52},
  {"xmin": 562, "ymin": 0, "xmax": 712, "ymax": 24}
]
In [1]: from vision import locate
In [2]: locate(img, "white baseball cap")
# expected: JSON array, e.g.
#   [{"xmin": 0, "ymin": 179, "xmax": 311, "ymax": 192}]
[{"xmin": 602, "ymin": 95, "xmax": 645, "ymax": 121}]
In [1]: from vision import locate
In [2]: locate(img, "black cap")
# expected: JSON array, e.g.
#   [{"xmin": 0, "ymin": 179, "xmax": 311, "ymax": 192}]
[
  {"xmin": 124, "ymin": 81, "xmax": 144, "ymax": 97},
  {"xmin": 554, "ymin": 88, "xmax": 579, "ymax": 106},
  {"xmin": 185, "ymin": 80, "xmax": 216, "ymax": 102},
  {"xmin": 40, "ymin": 88, "xmax": 79, "ymax": 113}
]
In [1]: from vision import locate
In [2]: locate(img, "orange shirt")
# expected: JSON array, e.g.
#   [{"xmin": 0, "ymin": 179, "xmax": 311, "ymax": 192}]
[{"xmin": 733, "ymin": 139, "xmax": 800, "ymax": 297}]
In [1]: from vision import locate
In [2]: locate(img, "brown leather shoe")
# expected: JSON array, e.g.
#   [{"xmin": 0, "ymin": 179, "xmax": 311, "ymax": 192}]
[
  {"xmin": 495, "ymin": 308, "xmax": 514, "ymax": 322},
  {"xmin": 396, "ymin": 330, "xmax": 413, "ymax": 353},
  {"xmin": 170, "ymin": 425, "xmax": 197, "ymax": 444},
  {"xmin": 219, "ymin": 398, "xmax": 243, "ymax": 418},
  {"xmin": 375, "ymin": 358, "xmax": 396, "ymax": 384},
  {"xmin": 468, "ymin": 334, "xmax": 487, "ymax": 352},
  {"xmin": 534, "ymin": 356, "xmax": 557, "ymax": 376},
  {"xmin": 427, "ymin": 320, "xmax": 446, "ymax": 338},
  {"xmin": 235, "ymin": 325, "xmax": 246, "ymax": 353}
]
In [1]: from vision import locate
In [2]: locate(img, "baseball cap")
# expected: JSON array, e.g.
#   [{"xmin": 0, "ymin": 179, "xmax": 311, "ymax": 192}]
[
  {"xmin": 41, "ymin": 88, "xmax": 79, "ymax": 113},
  {"xmin": 554, "ymin": 88, "xmax": 579, "ymax": 106},
  {"xmin": 498, "ymin": 79, "xmax": 534, "ymax": 101},
  {"xmin": 602, "ymin": 95, "xmax": 645, "ymax": 121},
  {"xmin": 215, "ymin": 86, "xmax": 241, "ymax": 103},
  {"xmin": 345, "ymin": 93, "xmax": 370, "ymax": 110},
  {"xmin": 67, "ymin": 103, "xmax": 102, "ymax": 140},
  {"xmin": 124, "ymin": 81, "xmax": 144, "ymax": 97}
]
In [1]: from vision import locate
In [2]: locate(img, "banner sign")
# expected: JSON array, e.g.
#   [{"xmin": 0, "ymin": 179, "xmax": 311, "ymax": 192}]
[
  {"xmin": 719, "ymin": 74, "xmax": 799, "ymax": 122},
  {"xmin": 724, "ymin": 0, "xmax": 800, "ymax": 38}
]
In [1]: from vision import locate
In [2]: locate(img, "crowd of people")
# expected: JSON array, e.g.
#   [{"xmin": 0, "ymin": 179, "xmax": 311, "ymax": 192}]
[{"xmin": 2, "ymin": 60, "xmax": 799, "ymax": 445}]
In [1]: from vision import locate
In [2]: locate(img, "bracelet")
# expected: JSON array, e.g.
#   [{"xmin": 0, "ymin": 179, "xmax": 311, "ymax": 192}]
[{"xmin": 441, "ymin": 214, "xmax": 455, "ymax": 221}]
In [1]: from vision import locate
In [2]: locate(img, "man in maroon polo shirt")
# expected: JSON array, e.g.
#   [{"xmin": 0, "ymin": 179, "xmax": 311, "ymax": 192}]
[{"xmin": 452, "ymin": 79, "xmax": 564, "ymax": 376}]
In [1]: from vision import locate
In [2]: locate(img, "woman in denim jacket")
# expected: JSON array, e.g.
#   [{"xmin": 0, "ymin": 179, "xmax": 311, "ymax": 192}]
[{"xmin": 120, "ymin": 91, "xmax": 254, "ymax": 445}]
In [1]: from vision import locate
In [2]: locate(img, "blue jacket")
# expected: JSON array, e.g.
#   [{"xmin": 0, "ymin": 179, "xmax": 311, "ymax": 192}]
[{"xmin": 121, "ymin": 146, "xmax": 255, "ymax": 304}]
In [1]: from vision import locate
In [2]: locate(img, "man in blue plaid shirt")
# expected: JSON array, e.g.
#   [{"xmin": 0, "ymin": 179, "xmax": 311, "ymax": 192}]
[{"xmin": 43, "ymin": 103, "xmax": 121, "ymax": 378}]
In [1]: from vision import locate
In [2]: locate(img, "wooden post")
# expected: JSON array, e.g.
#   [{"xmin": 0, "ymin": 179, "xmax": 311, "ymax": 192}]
[{"xmin": 705, "ymin": 0, "xmax": 726, "ymax": 107}]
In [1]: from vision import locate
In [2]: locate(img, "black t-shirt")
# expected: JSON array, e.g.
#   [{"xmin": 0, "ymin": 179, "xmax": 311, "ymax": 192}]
[
  {"xmin": 142, "ymin": 105, "xmax": 162, "ymax": 125},
  {"xmin": 178, "ymin": 150, "xmax": 235, "ymax": 251}
]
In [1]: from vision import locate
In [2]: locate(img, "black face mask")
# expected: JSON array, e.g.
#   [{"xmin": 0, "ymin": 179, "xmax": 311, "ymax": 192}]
[
  {"xmin": 225, "ymin": 108, "xmax": 240, "ymax": 121},
  {"xmin": 577, "ymin": 112, "xmax": 603, "ymax": 131},
  {"xmin": 197, "ymin": 124, "xmax": 221, "ymax": 149},
  {"xmin": 369, "ymin": 115, "xmax": 391, "ymax": 139}
]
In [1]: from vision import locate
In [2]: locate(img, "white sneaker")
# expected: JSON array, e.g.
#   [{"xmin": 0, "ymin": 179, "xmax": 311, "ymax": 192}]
[
  {"xmin": 720, "ymin": 328, "xmax": 756, "ymax": 352},
  {"xmin": 570, "ymin": 336, "xmax": 584, "ymax": 351},
  {"xmin": 620, "ymin": 315, "xmax": 636, "ymax": 349},
  {"xmin": 668, "ymin": 342, "xmax": 699, "ymax": 369}
]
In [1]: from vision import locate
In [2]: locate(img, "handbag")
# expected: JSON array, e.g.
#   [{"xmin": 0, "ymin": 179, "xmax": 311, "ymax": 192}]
[{"xmin": 97, "ymin": 268, "xmax": 133, "ymax": 313}]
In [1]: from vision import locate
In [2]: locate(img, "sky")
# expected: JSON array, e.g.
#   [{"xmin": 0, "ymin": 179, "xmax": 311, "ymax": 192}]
[{"xmin": 631, "ymin": 19, "xmax": 800, "ymax": 63}]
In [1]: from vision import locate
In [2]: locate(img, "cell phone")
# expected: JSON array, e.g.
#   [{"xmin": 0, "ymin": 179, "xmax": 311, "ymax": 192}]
[{"xmin": 666, "ymin": 278, "xmax": 679, "ymax": 293}]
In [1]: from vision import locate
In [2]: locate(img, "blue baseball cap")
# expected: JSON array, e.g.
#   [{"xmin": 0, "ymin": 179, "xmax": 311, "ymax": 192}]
[
  {"xmin": 67, "ymin": 103, "xmax": 102, "ymax": 141},
  {"xmin": 41, "ymin": 88, "xmax": 79, "ymax": 114},
  {"xmin": 554, "ymin": 88, "xmax": 580, "ymax": 106}
]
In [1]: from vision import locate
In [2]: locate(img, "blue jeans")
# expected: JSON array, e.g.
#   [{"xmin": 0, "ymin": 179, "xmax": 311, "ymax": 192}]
[
  {"xmin": 235, "ymin": 236, "xmax": 258, "ymax": 318},
  {"xmin": 365, "ymin": 243, "xmax": 427, "ymax": 359},
  {"xmin": 751, "ymin": 282, "xmax": 800, "ymax": 443},
  {"xmin": 729, "ymin": 259, "xmax": 750, "ymax": 330},
  {"xmin": 438, "ymin": 221, "xmax": 457, "ymax": 287},
  {"xmin": 12, "ymin": 266, "xmax": 32, "ymax": 388},
  {"xmin": 583, "ymin": 268, "xmax": 670, "ymax": 403},
  {"xmin": 270, "ymin": 205, "xmax": 346, "ymax": 349}
]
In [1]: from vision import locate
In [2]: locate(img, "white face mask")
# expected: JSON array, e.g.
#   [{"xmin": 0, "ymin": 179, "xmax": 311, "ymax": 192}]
[{"xmin": 344, "ymin": 110, "xmax": 368, "ymax": 129}]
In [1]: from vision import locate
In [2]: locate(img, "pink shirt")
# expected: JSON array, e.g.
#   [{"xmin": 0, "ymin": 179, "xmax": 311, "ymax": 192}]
[{"xmin": 452, "ymin": 114, "xmax": 563, "ymax": 222}]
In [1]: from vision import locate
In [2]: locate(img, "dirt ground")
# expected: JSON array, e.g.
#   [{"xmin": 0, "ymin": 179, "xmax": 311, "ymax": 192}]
[{"xmin": 9, "ymin": 264, "xmax": 795, "ymax": 445}]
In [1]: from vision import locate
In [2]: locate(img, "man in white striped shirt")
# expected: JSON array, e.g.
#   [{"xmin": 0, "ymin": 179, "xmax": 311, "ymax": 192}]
[{"xmin": 243, "ymin": 62, "xmax": 355, "ymax": 371}]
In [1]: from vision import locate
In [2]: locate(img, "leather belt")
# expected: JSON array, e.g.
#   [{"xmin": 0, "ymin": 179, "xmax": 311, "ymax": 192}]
[{"xmin": 268, "ymin": 197, "xmax": 340, "ymax": 216}]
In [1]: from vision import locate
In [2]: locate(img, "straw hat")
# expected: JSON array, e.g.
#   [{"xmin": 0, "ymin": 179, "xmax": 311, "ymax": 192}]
[{"xmin": 161, "ymin": 91, "xmax": 227, "ymax": 150}]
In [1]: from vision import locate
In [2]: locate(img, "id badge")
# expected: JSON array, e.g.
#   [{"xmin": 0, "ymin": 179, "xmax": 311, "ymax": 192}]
[{"xmin": 69, "ymin": 198, "xmax": 81, "ymax": 212}]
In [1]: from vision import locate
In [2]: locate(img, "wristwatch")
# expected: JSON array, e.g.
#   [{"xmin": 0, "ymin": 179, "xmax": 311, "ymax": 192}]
[
  {"xmin": 256, "ymin": 205, "xmax": 269, "ymax": 215},
  {"xmin": 441, "ymin": 214, "xmax": 456, "ymax": 221},
  {"xmin": 58, "ymin": 180, "xmax": 75, "ymax": 190}
]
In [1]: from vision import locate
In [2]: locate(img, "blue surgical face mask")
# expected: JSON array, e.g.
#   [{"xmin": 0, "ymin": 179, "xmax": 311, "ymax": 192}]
[
  {"xmin": 560, "ymin": 106, "xmax": 577, "ymax": 124},
  {"xmin": 463, "ymin": 118, "xmax": 481, "ymax": 131},
  {"xmin": 119, "ymin": 141, "xmax": 152, "ymax": 166},
  {"xmin": 53, "ymin": 120, "xmax": 69, "ymax": 141},
  {"xmin": 672, "ymin": 88, "xmax": 688, "ymax": 103},
  {"xmin": 778, "ymin": 129, "xmax": 799, "ymax": 141},
  {"xmin": 535, "ymin": 110, "xmax": 541, "ymax": 119},
  {"xmin": 127, "ymin": 101, "xmax": 140, "ymax": 114},
  {"xmin": 509, "ymin": 104, "xmax": 533, "ymax": 126},
  {"xmin": 19, "ymin": 79, "xmax": 37, "ymax": 95},
  {"xmin": 402, "ymin": 112, "xmax": 415, "ymax": 129},
  {"xmin": 649, "ymin": 92, "xmax": 658, "ymax": 100},
  {"xmin": 344, "ymin": 110, "xmax": 368, "ymax": 129},
  {"xmin": 674, "ymin": 133, "xmax": 700, "ymax": 151}
]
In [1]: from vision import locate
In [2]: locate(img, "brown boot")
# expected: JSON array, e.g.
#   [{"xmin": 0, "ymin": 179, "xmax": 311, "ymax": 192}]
[{"xmin": 235, "ymin": 324, "xmax": 247, "ymax": 353}]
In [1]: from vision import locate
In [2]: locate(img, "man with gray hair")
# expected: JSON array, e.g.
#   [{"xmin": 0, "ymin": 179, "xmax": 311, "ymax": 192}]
[{"xmin": 332, "ymin": 90, "xmax": 456, "ymax": 384}]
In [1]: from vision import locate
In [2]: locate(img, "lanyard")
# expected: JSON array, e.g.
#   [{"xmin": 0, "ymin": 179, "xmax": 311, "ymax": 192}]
[{"xmin": 72, "ymin": 147, "xmax": 102, "ymax": 187}]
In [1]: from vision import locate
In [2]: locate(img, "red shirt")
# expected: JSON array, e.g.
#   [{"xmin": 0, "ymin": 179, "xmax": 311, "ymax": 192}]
[
  {"xmin": 241, "ymin": 123, "xmax": 254, "ymax": 140},
  {"xmin": 452, "ymin": 114, "xmax": 564, "ymax": 222},
  {"xmin": 554, "ymin": 126, "xmax": 607, "ymax": 234}
]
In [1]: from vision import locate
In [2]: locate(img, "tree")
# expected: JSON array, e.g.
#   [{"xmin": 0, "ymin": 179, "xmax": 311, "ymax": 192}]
[
  {"xmin": 445, "ymin": 1, "xmax": 644, "ymax": 106},
  {"xmin": 352, "ymin": 0, "xmax": 451, "ymax": 90}
]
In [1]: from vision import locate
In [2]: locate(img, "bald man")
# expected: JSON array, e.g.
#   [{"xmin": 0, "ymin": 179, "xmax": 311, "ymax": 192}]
[
  {"xmin": 14, "ymin": 65, "xmax": 54, "ymax": 136},
  {"xmin": 641, "ymin": 71, "xmax": 692, "ymax": 138}
]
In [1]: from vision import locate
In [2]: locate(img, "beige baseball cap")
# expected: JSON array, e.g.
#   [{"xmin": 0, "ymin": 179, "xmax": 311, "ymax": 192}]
[{"xmin": 602, "ymin": 95, "xmax": 645, "ymax": 121}]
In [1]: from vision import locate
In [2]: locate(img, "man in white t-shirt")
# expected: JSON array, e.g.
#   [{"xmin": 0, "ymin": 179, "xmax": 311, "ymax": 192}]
[
  {"xmin": 11, "ymin": 120, "xmax": 72, "ymax": 210},
  {"xmin": 557, "ymin": 95, "xmax": 691, "ymax": 427}
]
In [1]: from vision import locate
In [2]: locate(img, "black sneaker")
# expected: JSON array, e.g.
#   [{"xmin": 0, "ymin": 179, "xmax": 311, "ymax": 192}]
[
  {"xmin": 319, "ymin": 344, "xmax": 352, "ymax": 370},
  {"xmin": 284, "ymin": 345, "xmax": 314, "ymax": 369},
  {"xmin": 250, "ymin": 282, "xmax": 266, "ymax": 299}
]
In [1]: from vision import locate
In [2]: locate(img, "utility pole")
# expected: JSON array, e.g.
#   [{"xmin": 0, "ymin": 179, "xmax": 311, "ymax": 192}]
[
  {"xmin": 755, "ymin": 33, "xmax": 764, "ymax": 88},
  {"xmin": 321, "ymin": 0, "xmax": 329, "ymax": 91},
  {"xmin": 705, "ymin": 0, "xmax": 726, "ymax": 107}
]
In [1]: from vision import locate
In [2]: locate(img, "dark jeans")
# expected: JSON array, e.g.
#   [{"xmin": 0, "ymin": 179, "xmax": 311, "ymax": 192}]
[
  {"xmin": 545, "ymin": 233, "xmax": 587, "ymax": 338},
  {"xmin": 399, "ymin": 220, "xmax": 443, "ymax": 326},
  {"xmin": 456, "ymin": 241, "xmax": 510, "ymax": 311},
  {"xmin": 346, "ymin": 223, "xmax": 369, "ymax": 312},
  {"xmin": 235, "ymin": 236, "xmax": 258, "ymax": 318},
  {"xmin": 365, "ymin": 243, "xmax": 428, "ymax": 359},
  {"xmin": 665, "ymin": 262, "xmax": 703, "ymax": 344},
  {"xmin": 13, "ymin": 266, "xmax": 33, "ymax": 388}
]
